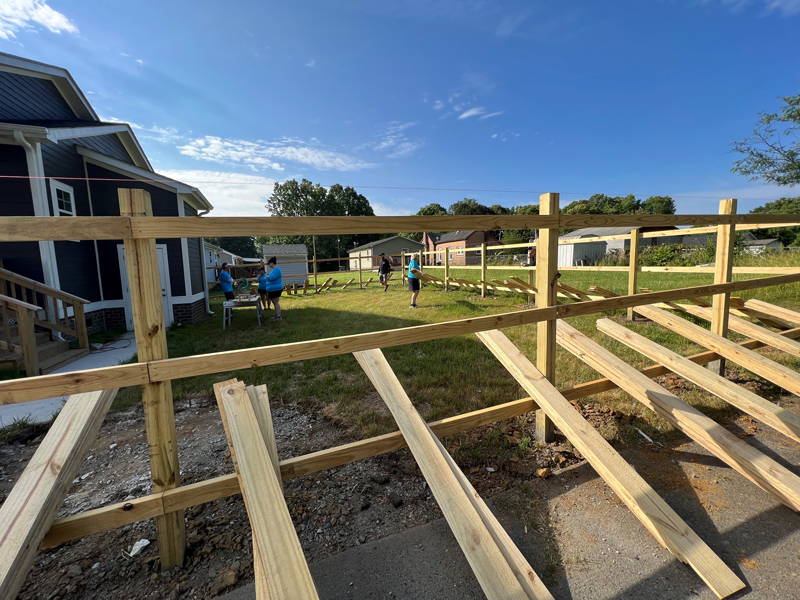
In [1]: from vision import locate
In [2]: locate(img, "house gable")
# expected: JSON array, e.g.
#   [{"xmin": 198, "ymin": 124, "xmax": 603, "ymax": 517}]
[{"xmin": 0, "ymin": 71, "xmax": 80, "ymax": 122}]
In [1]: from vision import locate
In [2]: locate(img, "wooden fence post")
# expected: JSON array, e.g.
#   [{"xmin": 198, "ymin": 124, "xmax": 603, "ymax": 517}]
[
  {"xmin": 627, "ymin": 228, "xmax": 641, "ymax": 321},
  {"xmin": 481, "ymin": 242, "xmax": 487, "ymax": 298},
  {"xmin": 444, "ymin": 249, "xmax": 449, "ymax": 291},
  {"xmin": 358, "ymin": 251, "xmax": 363, "ymax": 289},
  {"xmin": 73, "ymin": 302, "xmax": 89, "ymax": 349},
  {"xmin": 118, "ymin": 189, "xmax": 185, "ymax": 569},
  {"xmin": 536, "ymin": 192, "xmax": 559, "ymax": 443},
  {"xmin": 402, "ymin": 252, "xmax": 407, "ymax": 286},
  {"xmin": 708, "ymin": 198, "xmax": 737, "ymax": 376}
]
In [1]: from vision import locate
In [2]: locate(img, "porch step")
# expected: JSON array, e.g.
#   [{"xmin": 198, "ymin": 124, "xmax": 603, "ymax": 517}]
[
  {"xmin": 38, "ymin": 347, "xmax": 90, "ymax": 375},
  {"xmin": 0, "ymin": 327, "xmax": 51, "ymax": 351},
  {"xmin": 36, "ymin": 339, "xmax": 71, "ymax": 362}
]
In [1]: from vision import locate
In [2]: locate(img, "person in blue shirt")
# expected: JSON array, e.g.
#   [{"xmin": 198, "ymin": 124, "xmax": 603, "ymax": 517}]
[
  {"xmin": 219, "ymin": 263, "xmax": 234, "ymax": 301},
  {"xmin": 256, "ymin": 266, "xmax": 271, "ymax": 311},
  {"xmin": 264, "ymin": 256, "xmax": 284, "ymax": 320},
  {"xmin": 407, "ymin": 253, "xmax": 422, "ymax": 308}
]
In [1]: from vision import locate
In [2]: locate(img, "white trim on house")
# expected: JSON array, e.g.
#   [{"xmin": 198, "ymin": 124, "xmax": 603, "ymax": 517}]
[
  {"xmin": 49, "ymin": 179, "xmax": 76, "ymax": 217},
  {"xmin": 177, "ymin": 199, "xmax": 193, "ymax": 298},
  {"xmin": 83, "ymin": 158, "xmax": 105, "ymax": 302}
]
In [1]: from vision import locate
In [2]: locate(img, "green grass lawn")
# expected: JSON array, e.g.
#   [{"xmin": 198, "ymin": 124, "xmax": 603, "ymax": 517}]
[{"xmin": 111, "ymin": 262, "xmax": 800, "ymax": 447}]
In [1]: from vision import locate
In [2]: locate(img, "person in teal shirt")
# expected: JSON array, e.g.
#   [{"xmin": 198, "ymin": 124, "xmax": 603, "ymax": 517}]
[
  {"xmin": 219, "ymin": 263, "xmax": 234, "ymax": 300},
  {"xmin": 265, "ymin": 256, "xmax": 284, "ymax": 320},
  {"xmin": 407, "ymin": 253, "xmax": 422, "ymax": 308},
  {"xmin": 256, "ymin": 266, "xmax": 271, "ymax": 311}
]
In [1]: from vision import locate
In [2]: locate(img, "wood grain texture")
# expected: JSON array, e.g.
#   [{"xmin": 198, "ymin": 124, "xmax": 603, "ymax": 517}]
[
  {"xmin": 536, "ymin": 193, "xmax": 559, "ymax": 442},
  {"xmin": 596, "ymin": 318, "xmax": 800, "ymax": 443},
  {"xmin": 627, "ymin": 228, "xmax": 641, "ymax": 321},
  {"xmin": 0, "ymin": 216, "xmax": 132, "ymax": 241},
  {"xmin": 558, "ymin": 320, "xmax": 800, "ymax": 514},
  {"xmin": 476, "ymin": 329, "xmax": 744, "ymax": 599},
  {"xmin": 709, "ymin": 199, "xmax": 737, "ymax": 375},
  {"xmin": 0, "ymin": 389, "xmax": 118, "ymax": 599},
  {"xmin": 119, "ymin": 188, "xmax": 184, "ymax": 569},
  {"xmin": 746, "ymin": 300, "xmax": 800, "ymax": 326},
  {"xmin": 354, "ymin": 349, "xmax": 533, "ymax": 600},
  {"xmin": 635, "ymin": 304, "xmax": 800, "ymax": 397},
  {"xmin": 214, "ymin": 380, "xmax": 318, "ymax": 599}
]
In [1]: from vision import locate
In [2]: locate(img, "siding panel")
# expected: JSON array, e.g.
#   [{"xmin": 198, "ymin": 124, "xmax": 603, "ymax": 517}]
[{"xmin": 0, "ymin": 72, "xmax": 76, "ymax": 121}]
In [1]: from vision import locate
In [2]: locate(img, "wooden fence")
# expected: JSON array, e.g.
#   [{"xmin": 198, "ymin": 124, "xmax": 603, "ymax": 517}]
[{"xmin": 2, "ymin": 191, "xmax": 800, "ymax": 598}]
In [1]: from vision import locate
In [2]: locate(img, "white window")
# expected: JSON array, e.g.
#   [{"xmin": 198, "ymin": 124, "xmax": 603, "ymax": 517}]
[
  {"xmin": 457, "ymin": 245, "xmax": 464, "ymax": 256},
  {"xmin": 50, "ymin": 180, "xmax": 76, "ymax": 217},
  {"xmin": 449, "ymin": 249, "xmax": 453, "ymax": 260}
]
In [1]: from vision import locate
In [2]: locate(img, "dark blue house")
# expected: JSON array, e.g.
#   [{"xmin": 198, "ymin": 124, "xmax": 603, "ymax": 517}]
[{"xmin": 0, "ymin": 52, "xmax": 212, "ymax": 334}]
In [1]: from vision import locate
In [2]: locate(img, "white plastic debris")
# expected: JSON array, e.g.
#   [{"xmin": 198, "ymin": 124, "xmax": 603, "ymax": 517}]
[
  {"xmin": 109, "ymin": 443, "xmax": 118, "ymax": 450},
  {"xmin": 635, "ymin": 428, "xmax": 655, "ymax": 444},
  {"xmin": 128, "ymin": 539, "xmax": 150, "ymax": 557}
]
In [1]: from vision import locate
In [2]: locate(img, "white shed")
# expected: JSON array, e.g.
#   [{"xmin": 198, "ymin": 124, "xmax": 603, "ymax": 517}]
[{"xmin": 262, "ymin": 244, "xmax": 309, "ymax": 284}]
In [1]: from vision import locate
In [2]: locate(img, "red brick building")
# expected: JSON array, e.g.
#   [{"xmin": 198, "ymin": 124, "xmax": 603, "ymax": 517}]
[{"xmin": 421, "ymin": 231, "xmax": 501, "ymax": 266}]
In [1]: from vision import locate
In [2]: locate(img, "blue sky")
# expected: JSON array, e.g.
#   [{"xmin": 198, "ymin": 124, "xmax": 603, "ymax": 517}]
[{"xmin": 1, "ymin": 0, "xmax": 799, "ymax": 216}]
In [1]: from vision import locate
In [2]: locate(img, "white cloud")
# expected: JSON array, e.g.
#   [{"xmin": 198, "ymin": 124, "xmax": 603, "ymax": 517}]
[
  {"xmin": 179, "ymin": 136, "xmax": 375, "ymax": 172},
  {"xmin": 364, "ymin": 122, "xmax": 424, "ymax": 159},
  {"xmin": 371, "ymin": 202, "xmax": 413, "ymax": 216},
  {"xmin": 0, "ymin": 0, "xmax": 78, "ymax": 39},
  {"xmin": 305, "ymin": 59, "xmax": 316, "ymax": 68},
  {"xmin": 433, "ymin": 100, "xmax": 444, "ymax": 110},
  {"xmin": 491, "ymin": 133, "xmax": 498, "ymax": 138},
  {"xmin": 458, "ymin": 107, "xmax": 487, "ymax": 119},
  {"xmin": 764, "ymin": 0, "xmax": 800, "ymax": 14},
  {"xmin": 135, "ymin": 59, "xmax": 143, "ymax": 65},
  {"xmin": 479, "ymin": 111, "xmax": 505, "ymax": 120},
  {"xmin": 495, "ymin": 12, "xmax": 529, "ymax": 37},
  {"xmin": 159, "ymin": 169, "xmax": 277, "ymax": 217}
]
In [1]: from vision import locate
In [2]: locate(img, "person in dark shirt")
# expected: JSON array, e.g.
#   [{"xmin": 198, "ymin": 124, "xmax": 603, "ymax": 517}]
[{"xmin": 379, "ymin": 252, "xmax": 392, "ymax": 292}]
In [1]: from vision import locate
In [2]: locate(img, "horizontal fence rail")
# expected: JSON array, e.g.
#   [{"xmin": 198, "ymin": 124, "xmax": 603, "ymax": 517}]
[{"xmin": 3, "ymin": 213, "xmax": 800, "ymax": 241}]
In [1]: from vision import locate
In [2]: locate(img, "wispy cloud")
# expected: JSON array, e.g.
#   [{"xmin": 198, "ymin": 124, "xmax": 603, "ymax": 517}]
[
  {"xmin": 363, "ymin": 122, "xmax": 424, "ymax": 159},
  {"xmin": 763, "ymin": 0, "xmax": 800, "ymax": 14},
  {"xmin": 479, "ymin": 111, "xmax": 505, "ymax": 120},
  {"xmin": 371, "ymin": 202, "xmax": 413, "ymax": 216},
  {"xmin": 0, "ymin": 0, "xmax": 78, "ymax": 39},
  {"xmin": 495, "ymin": 11, "xmax": 529, "ymax": 37},
  {"xmin": 701, "ymin": 0, "xmax": 800, "ymax": 14},
  {"xmin": 305, "ymin": 59, "xmax": 316, "ymax": 68},
  {"xmin": 179, "ymin": 136, "xmax": 375, "ymax": 172},
  {"xmin": 159, "ymin": 169, "xmax": 276, "ymax": 217},
  {"xmin": 433, "ymin": 99, "xmax": 445, "ymax": 110},
  {"xmin": 491, "ymin": 130, "xmax": 520, "ymax": 141},
  {"xmin": 100, "ymin": 115, "xmax": 186, "ymax": 144},
  {"xmin": 458, "ymin": 107, "xmax": 487, "ymax": 119}
]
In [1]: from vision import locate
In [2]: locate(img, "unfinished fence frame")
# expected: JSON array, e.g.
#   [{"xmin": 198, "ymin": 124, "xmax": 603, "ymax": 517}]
[{"xmin": 2, "ymin": 192, "xmax": 800, "ymax": 598}]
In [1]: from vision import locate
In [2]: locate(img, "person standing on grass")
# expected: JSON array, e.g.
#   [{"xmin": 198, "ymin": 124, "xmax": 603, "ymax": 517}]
[
  {"xmin": 220, "ymin": 263, "xmax": 235, "ymax": 301},
  {"xmin": 257, "ymin": 266, "xmax": 271, "ymax": 311},
  {"xmin": 407, "ymin": 252, "xmax": 422, "ymax": 308},
  {"xmin": 265, "ymin": 256, "xmax": 284, "ymax": 320},
  {"xmin": 379, "ymin": 252, "xmax": 392, "ymax": 292}
]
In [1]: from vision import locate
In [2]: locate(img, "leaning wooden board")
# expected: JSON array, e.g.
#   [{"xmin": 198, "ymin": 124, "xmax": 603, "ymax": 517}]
[
  {"xmin": 558, "ymin": 320, "xmax": 800, "ymax": 513},
  {"xmin": 476, "ymin": 329, "xmax": 744, "ymax": 599}
]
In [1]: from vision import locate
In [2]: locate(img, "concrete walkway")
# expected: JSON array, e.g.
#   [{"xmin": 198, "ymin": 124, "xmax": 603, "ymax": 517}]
[{"xmin": 0, "ymin": 331, "xmax": 137, "ymax": 426}]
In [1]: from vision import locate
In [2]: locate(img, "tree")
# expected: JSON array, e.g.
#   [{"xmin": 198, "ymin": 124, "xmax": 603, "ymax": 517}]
[
  {"xmin": 750, "ymin": 197, "xmax": 800, "ymax": 246},
  {"xmin": 205, "ymin": 236, "xmax": 258, "ymax": 258},
  {"xmin": 641, "ymin": 195, "xmax": 676, "ymax": 215},
  {"xmin": 489, "ymin": 204, "xmax": 513, "ymax": 215},
  {"xmin": 417, "ymin": 203, "xmax": 448, "ymax": 216},
  {"xmin": 257, "ymin": 179, "xmax": 381, "ymax": 268},
  {"xmin": 448, "ymin": 198, "xmax": 496, "ymax": 215},
  {"xmin": 732, "ymin": 91, "xmax": 800, "ymax": 187}
]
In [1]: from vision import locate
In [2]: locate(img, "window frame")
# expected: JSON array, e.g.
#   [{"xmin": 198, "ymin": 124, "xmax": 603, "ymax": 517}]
[
  {"xmin": 50, "ymin": 179, "xmax": 77, "ymax": 218},
  {"xmin": 456, "ymin": 245, "xmax": 464, "ymax": 256}
]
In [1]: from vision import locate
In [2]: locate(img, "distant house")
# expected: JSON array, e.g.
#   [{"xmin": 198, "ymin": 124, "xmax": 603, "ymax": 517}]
[
  {"xmin": 421, "ymin": 231, "xmax": 500, "ymax": 266},
  {"xmin": 0, "ymin": 52, "xmax": 212, "ymax": 335},
  {"xmin": 262, "ymin": 244, "xmax": 309, "ymax": 284},
  {"xmin": 742, "ymin": 238, "xmax": 783, "ymax": 254},
  {"xmin": 348, "ymin": 236, "xmax": 424, "ymax": 270},
  {"xmin": 558, "ymin": 225, "xmax": 681, "ymax": 267}
]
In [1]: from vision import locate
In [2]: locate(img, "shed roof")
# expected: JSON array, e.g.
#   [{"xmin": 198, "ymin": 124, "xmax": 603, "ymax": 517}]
[
  {"xmin": 435, "ymin": 231, "xmax": 476, "ymax": 244},
  {"xmin": 742, "ymin": 238, "xmax": 780, "ymax": 246},
  {"xmin": 262, "ymin": 244, "xmax": 309, "ymax": 255},
  {"xmin": 349, "ymin": 235, "xmax": 424, "ymax": 252},
  {"xmin": 559, "ymin": 225, "xmax": 678, "ymax": 240}
]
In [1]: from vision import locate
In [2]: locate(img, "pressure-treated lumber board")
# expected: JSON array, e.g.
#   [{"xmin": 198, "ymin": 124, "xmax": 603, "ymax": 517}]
[
  {"xmin": 431, "ymin": 430, "xmax": 554, "ymax": 600},
  {"xmin": 119, "ymin": 189, "xmax": 184, "ymax": 569},
  {"xmin": 42, "ymin": 396, "xmax": 539, "ymax": 549},
  {"xmin": 746, "ymin": 299, "xmax": 800, "ymax": 326},
  {"xmin": 340, "ymin": 278, "xmax": 356, "ymax": 289},
  {"xmin": 476, "ymin": 329, "xmax": 744, "ymax": 599},
  {"xmin": 215, "ymin": 380, "xmax": 318, "ymax": 599},
  {"xmin": 0, "ymin": 216, "xmax": 133, "ymax": 241},
  {"xmin": 672, "ymin": 304, "xmax": 800, "ymax": 358},
  {"xmin": 709, "ymin": 199, "xmax": 737, "ymax": 375},
  {"xmin": 559, "ymin": 326, "xmax": 800, "ymax": 402},
  {"xmin": 144, "ymin": 272, "xmax": 800, "ymax": 382},
  {"xmin": 558, "ymin": 320, "xmax": 800, "ymax": 513},
  {"xmin": 636, "ymin": 304, "xmax": 800, "ymax": 397},
  {"xmin": 354, "ymin": 348, "xmax": 533, "ymax": 600},
  {"xmin": 596, "ymin": 319, "xmax": 800, "ymax": 444},
  {"xmin": 627, "ymin": 227, "xmax": 642, "ymax": 320},
  {"xmin": 0, "ymin": 388, "xmax": 118, "ymax": 600},
  {"xmin": 536, "ymin": 193, "xmax": 559, "ymax": 443},
  {"xmin": 6, "ymin": 273, "xmax": 800, "ymax": 406}
]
